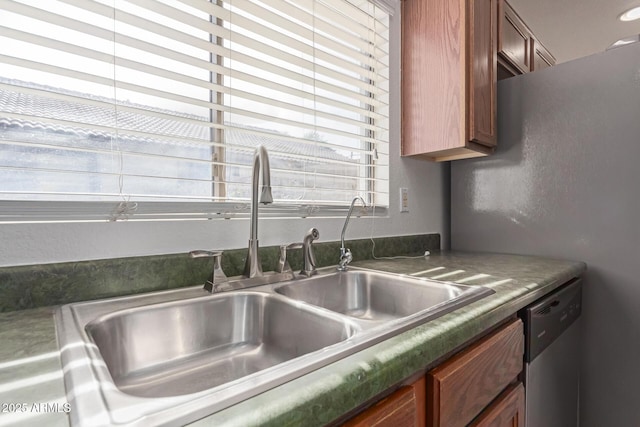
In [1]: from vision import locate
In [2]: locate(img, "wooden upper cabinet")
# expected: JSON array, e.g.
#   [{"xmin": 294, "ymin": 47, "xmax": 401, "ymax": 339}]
[
  {"xmin": 497, "ymin": 0, "xmax": 530, "ymax": 74},
  {"xmin": 531, "ymin": 38, "xmax": 556, "ymax": 71},
  {"xmin": 401, "ymin": 0, "xmax": 497, "ymax": 162},
  {"xmin": 498, "ymin": 0, "xmax": 556, "ymax": 78}
]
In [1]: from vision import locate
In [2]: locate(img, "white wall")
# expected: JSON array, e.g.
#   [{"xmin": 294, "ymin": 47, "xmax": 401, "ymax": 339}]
[
  {"xmin": 0, "ymin": 13, "xmax": 449, "ymax": 267},
  {"xmin": 451, "ymin": 43, "xmax": 640, "ymax": 426}
]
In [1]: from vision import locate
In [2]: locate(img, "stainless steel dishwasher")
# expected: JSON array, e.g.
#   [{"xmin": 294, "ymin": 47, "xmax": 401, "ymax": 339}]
[{"xmin": 522, "ymin": 278, "xmax": 582, "ymax": 427}]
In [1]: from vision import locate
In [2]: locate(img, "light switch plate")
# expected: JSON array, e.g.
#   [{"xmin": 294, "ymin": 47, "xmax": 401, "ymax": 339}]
[{"xmin": 400, "ymin": 187, "xmax": 409, "ymax": 212}]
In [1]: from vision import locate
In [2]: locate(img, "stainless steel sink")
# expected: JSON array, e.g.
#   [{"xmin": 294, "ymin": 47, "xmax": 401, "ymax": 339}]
[
  {"xmin": 56, "ymin": 267, "xmax": 494, "ymax": 427},
  {"xmin": 86, "ymin": 292, "xmax": 357, "ymax": 398},
  {"xmin": 275, "ymin": 270, "xmax": 467, "ymax": 321}
]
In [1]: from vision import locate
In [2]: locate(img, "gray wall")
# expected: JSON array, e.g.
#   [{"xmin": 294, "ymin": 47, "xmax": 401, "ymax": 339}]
[{"xmin": 451, "ymin": 43, "xmax": 640, "ymax": 426}]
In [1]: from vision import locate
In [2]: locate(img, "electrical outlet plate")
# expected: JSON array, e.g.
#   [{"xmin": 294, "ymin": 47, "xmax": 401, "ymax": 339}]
[{"xmin": 400, "ymin": 187, "xmax": 409, "ymax": 212}]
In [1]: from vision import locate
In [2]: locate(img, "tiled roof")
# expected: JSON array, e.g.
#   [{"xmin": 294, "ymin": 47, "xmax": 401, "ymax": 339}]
[{"xmin": 0, "ymin": 78, "xmax": 353, "ymax": 162}]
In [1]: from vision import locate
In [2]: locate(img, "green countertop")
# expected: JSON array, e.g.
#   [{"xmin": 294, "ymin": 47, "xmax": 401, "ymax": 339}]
[{"xmin": 0, "ymin": 251, "xmax": 585, "ymax": 427}]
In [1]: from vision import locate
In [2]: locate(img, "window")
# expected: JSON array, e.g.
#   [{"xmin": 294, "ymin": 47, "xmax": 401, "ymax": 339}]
[{"xmin": 0, "ymin": 0, "xmax": 391, "ymax": 222}]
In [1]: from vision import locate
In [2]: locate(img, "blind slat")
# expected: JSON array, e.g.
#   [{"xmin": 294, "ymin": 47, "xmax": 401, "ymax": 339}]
[
  {"xmin": 119, "ymin": 0, "xmax": 388, "ymax": 94},
  {"xmin": 0, "ymin": 33, "xmax": 388, "ymax": 122},
  {"xmin": 2, "ymin": 3, "xmax": 387, "ymax": 107},
  {"xmin": 0, "ymin": 142, "xmax": 388, "ymax": 179},
  {"xmin": 1, "ymin": 108, "xmax": 390, "ymax": 161},
  {"xmin": 177, "ymin": 0, "xmax": 390, "ymax": 64},
  {"xmin": 0, "ymin": 200, "xmax": 387, "ymax": 223}
]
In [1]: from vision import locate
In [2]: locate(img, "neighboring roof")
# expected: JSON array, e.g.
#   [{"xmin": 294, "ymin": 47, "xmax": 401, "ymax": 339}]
[{"xmin": 0, "ymin": 77, "xmax": 355, "ymax": 163}]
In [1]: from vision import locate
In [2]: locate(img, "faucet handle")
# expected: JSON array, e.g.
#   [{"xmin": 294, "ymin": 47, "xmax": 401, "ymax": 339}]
[
  {"xmin": 189, "ymin": 250, "xmax": 223, "ymax": 258},
  {"xmin": 301, "ymin": 228, "xmax": 319, "ymax": 277},
  {"xmin": 189, "ymin": 250, "xmax": 228, "ymax": 293},
  {"xmin": 276, "ymin": 243, "xmax": 302, "ymax": 274}
]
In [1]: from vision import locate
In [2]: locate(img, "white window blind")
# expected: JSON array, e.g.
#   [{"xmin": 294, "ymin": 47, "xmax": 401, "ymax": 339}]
[{"xmin": 0, "ymin": 0, "xmax": 390, "ymax": 222}]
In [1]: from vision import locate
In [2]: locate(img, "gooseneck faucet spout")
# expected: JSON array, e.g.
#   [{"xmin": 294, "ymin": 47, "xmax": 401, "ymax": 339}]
[
  {"xmin": 338, "ymin": 196, "xmax": 366, "ymax": 271},
  {"xmin": 244, "ymin": 145, "xmax": 273, "ymax": 278}
]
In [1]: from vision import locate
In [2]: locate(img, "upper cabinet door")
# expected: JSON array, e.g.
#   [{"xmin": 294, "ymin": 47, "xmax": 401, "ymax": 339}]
[
  {"xmin": 498, "ymin": 0, "xmax": 555, "ymax": 79},
  {"xmin": 498, "ymin": 0, "xmax": 531, "ymax": 74},
  {"xmin": 469, "ymin": 0, "xmax": 498, "ymax": 147},
  {"xmin": 401, "ymin": 0, "xmax": 497, "ymax": 162},
  {"xmin": 531, "ymin": 38, "xmax": 556, "ymax": 71}
]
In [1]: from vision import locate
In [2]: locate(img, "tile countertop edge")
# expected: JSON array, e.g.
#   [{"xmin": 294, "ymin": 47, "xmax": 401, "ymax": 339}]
[{"xmin": 0, "ymin": 252, "xmax": 586, "ymax": 427}]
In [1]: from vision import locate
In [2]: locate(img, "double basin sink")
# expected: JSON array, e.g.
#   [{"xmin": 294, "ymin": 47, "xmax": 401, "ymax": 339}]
[{"xmin": 56, "ymin": 267, "xmax": 494, "ymax": 426}]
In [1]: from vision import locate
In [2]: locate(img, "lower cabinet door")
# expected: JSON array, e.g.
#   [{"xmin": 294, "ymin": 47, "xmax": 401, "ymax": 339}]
[
  {"xmin": 426, "ymin": 319, "xmax": 524, "ymax": 427},
  {"xmin": 342, "ymin": 376, "xmax": 425, "ymax": 427},
  {"xmin": 469, "ymin": 383, "xmax": 525, "ymax": 427}
]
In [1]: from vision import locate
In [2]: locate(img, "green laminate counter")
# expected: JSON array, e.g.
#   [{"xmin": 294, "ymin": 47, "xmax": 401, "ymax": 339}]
[{"xmin": 0, "ymin": 252, "xmax": 585, "ymax": 427}]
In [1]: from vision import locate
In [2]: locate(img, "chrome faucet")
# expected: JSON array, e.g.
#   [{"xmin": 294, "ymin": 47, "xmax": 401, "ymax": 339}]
[
  {"xmin": 338, "ymin": 196, "xmax": 366, "ymax": 271},
  {"xmin": 243, "ymin": 145, "xmax": 273, "ymax": 278}
]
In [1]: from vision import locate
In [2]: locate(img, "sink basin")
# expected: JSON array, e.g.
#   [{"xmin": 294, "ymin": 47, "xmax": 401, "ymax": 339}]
[
  {"xmin": 275, "ymin": 270, "xmax": 467, "ymax": 321},
  {"xmin": 86, "ymin": 292, "xmax": 357, "ymax": 398},
  {"xmin": 56, "ymin": 267, "xmax": 493, "ymax": 426}
]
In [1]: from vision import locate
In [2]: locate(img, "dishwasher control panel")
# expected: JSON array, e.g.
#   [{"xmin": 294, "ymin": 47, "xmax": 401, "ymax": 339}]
[{"xmin": 522, "ymin": 277, "xmax": 582, "ymax": 362}]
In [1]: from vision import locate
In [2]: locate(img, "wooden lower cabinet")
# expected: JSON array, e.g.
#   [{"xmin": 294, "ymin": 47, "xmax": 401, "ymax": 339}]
[
  {"xmin": 342, "ymin": 319, "xmax": 524, "ymax": 427},
  {"xmin": 342, "ymin": 377, "xmax": 426, "ymax": 427},
  {"xmin": 426, "ymin": 319, "xmax": 524, "ymax": 427},
  {"xmin": 469, "ymin": 383, "xmax": 525, "ymax": 427}
]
